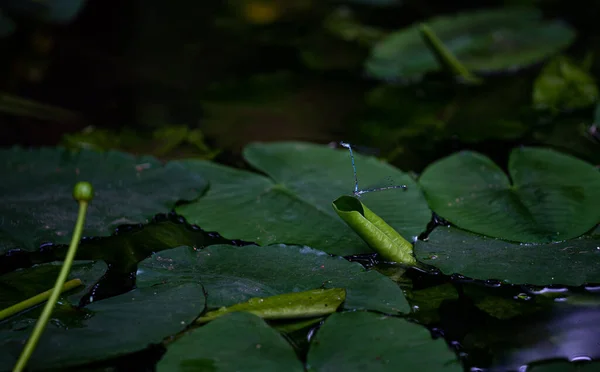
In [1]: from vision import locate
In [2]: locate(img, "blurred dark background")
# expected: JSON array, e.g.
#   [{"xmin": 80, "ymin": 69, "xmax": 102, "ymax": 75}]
[{"xmin": 1, "ymin": 0, "xmax": 599, "ymax": 171}]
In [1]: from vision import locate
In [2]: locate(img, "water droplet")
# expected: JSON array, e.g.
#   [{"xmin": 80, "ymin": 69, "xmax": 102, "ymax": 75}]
[{"xmin": 570, "ymin": 355, "xmax": 592, "ymax": 362}]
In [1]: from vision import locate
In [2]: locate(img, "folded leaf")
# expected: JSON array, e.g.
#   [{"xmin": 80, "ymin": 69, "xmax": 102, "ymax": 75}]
[
  {"xmin": 332, "ymin": 196, "xmax": 416, "ymax": 265},
  {"xmin": 196, "ymin": 288, "xmax": 345, "ymax": 324}
]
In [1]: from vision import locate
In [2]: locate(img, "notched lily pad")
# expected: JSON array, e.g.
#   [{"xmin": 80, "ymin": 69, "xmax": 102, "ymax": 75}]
[
  {"xmin": 307, "ymin": 311, "xmax": 461, "ymax": 371},
  {"xmin": 176, "ymin": 141, "xmax": 430, "ymax": 256},
  {"xmin": 415, "ymin": 225, "xmax": 600, "ymax": 285},
  {"xmin": 366, "ymin": 8, "xmax": 575, "ymax": 81},
  {"xmin": 418, "ymin": 147, "xmax": 600, "ymax": 243},
  {"xmin": 158, "ymin": 312, "xmax": 304, "ymax": 372},
  {"xmin": 0, "ymin": 147, "xmax": 207, "ymax": 254}
]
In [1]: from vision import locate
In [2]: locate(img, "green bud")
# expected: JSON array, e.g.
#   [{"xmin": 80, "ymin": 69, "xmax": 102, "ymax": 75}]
[{"xmin": 73, "ymin": 181, "xmax": 94, "ymax": 202}]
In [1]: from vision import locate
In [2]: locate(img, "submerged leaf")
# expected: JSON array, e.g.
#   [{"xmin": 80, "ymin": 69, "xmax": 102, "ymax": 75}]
[
  {"xmin": 196, "ymin": 288, "xmax": 345, "ymax": 323},
  {"xmin": 418, "ymin": 147, "xmax": 600, "ymax": 243},
  {"xmin": 332, "ymin": 195, "xmax": 416, "ymax": 264}
]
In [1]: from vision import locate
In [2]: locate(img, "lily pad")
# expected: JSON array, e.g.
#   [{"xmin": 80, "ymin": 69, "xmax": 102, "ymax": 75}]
[
  {"xmin": 0, "ymin": 264, "xmax": 205, "ymax": 370},
  {"xmin": 306, "ymin": 311, "xmax": 461, "ymax": 371},
  {"xmin": 366, "ymin": 8, "xmax": 575, "ymax": 81},
  {"xmin": 418, "ymin": 147, "xmax": 600, "ymax": 243},
  {"xmin": 415, "ymin": 225, "xmax": 600, "ymax": 285},
  {"xmin": 141, "ymin": 244, "xmax": 410, "ymax": 314},
  {"xmin": 158, "ymin": 311, "xmax": 303, "ymax": 372},
  {"xmin": 0, "ymin": 147, "xmax": 206, "ymax": 254},
  {"xmin": 176, "ymin": 141, "xmax": 430, "ymax": 256}
]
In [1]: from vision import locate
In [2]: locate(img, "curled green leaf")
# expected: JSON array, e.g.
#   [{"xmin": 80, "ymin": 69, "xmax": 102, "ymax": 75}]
[
  {"xmin": 332, "ymin": 196, "xmax": 416, "ymax": 265},
  {"xmin": 196, "ymin": 288, "xmax": 346, "ymax": 324}
]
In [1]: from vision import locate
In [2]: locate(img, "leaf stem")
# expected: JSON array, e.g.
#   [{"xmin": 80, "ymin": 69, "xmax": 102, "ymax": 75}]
[
  {"xmin": 13, "ymin": 182, "xmax": 93, "ymax": 372},
  {"xmin": 0, "ymin": 279, "xmax": 82, "ymax": 321},
  {"xmin": 419, "ymin": 23, "xmax": 482, "ymax": 85}
]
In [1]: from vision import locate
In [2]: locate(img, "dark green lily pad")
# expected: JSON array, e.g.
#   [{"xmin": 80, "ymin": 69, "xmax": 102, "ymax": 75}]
[
  {"xmin": 366, "ymin": 8, "xmax": 575, "ymax": 81},
  {"xmin": 306, "ymin": 311, "xmax": 461, "ymax": 371},
  {"xmin": 0, "ymin": 147, "xmax": 206, "ymax": 254},
  {"xmin": 0, "ymin": 264, "xmax": 205, "ymax": 370},
  {"xmin": 418, "ymin": 147, "xmax": 600, "ymax": 243},
  {"xmin": 141, "ymin": 244, "xmax": 410, "ymax": 314},
  {"xmin": 158, "ymin": 312, "xmax": 303, "ymax": 372},
  {"xmin": 176, "ymin": 141, "xmax": 430, "ymax": 256},
  {"xmin": 415, "ymin": 225, "xmax": 600, "ymax": 285}
]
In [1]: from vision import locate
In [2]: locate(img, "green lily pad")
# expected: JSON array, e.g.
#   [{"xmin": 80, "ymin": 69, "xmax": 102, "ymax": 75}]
[
  {"xmin": 418, "ymin": 147, "xmax": 600, "ymax": 243},
  {"xmin": 141, "ymin": 245, "xmax": 410, "ymax": 314},
  {"xmin": 306, "ymin": 311, "xmax": 461, "ymax": 371},
  {"xmin": 0, "ymin": 265, "xmax": 205, "ymax": 370},
  {"xmin": 0, "ymin": 147, "xmax": 206, "ymax": 254},
  {"xmin": 366, "ymin": 8, "xmax": 575, "ymax": 81},
  {"xmin": 176, "ymin": 141, "xmax": 430, "ymax": 256},
  {"xmin": 158, "ymin": 312, "xmax": 304, "ymax": 372},
  {"xmin": 197, "ymin": 288, "xmax": 345, "ymax": 323},
  {"xmin": 415, "ymin": 225, "xmax": 600, "ymax": 285},
  {"xmin": 533, "ymin": 55, "xmax": 599, "ymax": 112}
]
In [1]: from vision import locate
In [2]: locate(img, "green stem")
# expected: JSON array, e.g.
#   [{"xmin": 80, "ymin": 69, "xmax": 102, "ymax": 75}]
[
  {"xmin": 13, "ymin": 191, "xmax": 91, "ymax": 372},
  {"xmin": 0, "ymin": 279, "xmax": 82, "ymax": 321},
  {"xmin": 419, "ymin": 23, "xmax": 482, "ymax": 85}
]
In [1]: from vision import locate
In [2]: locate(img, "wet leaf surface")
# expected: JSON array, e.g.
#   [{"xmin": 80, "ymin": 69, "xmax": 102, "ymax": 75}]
[
  {"xmin": 415, "ymin": 225, "xmax": 600, "ymax": 285},
  {"xmin": 306, "ymin": 311, "xmax": 461, "ymax": 371},
  {"xmin": 0, "ymin": 262, "xmax": 205, "ymax": 370},
  {"xmin": 418, "ymin": 147, "xmax": 600, "ymax": 243},
  {"xmin": 142, "ymin": 245, "xmax": 410, "ymax": 314},
  {"xmin": 176, "ymin": 141, "xmax": 430, "ymax": 256},
  {"xmin": 158, "ymin": 311, "xmax": 303, "ymax": 372},
  {"xmin": 0, "ymin": 147, "xmax": 207, "ymax": 254}
]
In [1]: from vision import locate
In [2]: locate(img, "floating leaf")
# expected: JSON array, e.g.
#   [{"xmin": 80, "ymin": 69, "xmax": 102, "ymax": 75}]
[
  {"xmin": 0, "ymin": 268, "xmax": 205, "ymax": 370},
  {"xmin": 0, "ymin": 147, "xmax": 206, "ymax": 254},
  {"xmin": 415, "ymin": 225, "xmax": 600, "ymax": 285},
  {"xmin": 366, "ymin": 8, "xmax": 576, "ymax": 81},
  {"xmin": 533, "ymin": 55, "xmax": 599, "ymax": 112},
  {"xmin": 332, "ymin": 195, "xmax": 416, "ymax": 264},
  {"xmin": 176, "ymin": 141, "xmax": 430, "ymax": 256},
  {"xmin": 418, "ymin": 147, "xmax": 600, "ymax": 243},
  {"xmin": 142, "ymin": 245, "xmax": 410, "ymax": 314},
  {"xmin": 196, "ymin": 288, "xmax": 345, "ymax": 323},
  {"xmin": 158, "ymin": 312, "xmax": 304, "ymax": 372},
  {"xmin": 306, "ymin": 311, "xmax": 461, "ymax": 371}
]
